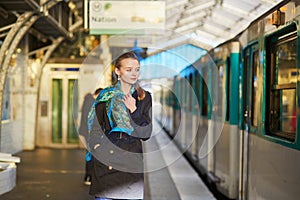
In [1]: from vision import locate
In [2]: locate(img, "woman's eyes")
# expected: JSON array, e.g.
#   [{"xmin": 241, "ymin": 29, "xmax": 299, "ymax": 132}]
[{"xmin": 125, "ymin": 68, "xmax": 140, "ymax": 72}]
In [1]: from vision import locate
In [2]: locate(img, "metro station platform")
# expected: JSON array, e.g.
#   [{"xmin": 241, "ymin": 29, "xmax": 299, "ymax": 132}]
[{"xmin": 0, "ymin": 121, "xmax": 215, "ymax": 200}]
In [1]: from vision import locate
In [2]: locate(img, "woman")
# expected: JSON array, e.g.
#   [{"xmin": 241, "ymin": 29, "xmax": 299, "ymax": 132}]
[{"xmin": 87, "ymin": 51, "xmax": 152, "ymax": 200}]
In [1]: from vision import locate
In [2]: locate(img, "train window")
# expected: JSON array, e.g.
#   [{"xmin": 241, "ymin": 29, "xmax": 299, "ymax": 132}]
[
  {"xmin": 243, "ymin": 43, "xmax": 259, "ymax": 130},
  {"xmin": 225, "ymin": 58, "xmax": 230, "ymax": 122},
  {"xmin": 195, "ymin": 71, "xmax": 201, "ymax": 101},
  {"xmin": 217, "ymin": 64, "xmax": 225, "ymax": 119},
  {"xmin": 266, "ymin": 30, "xmax": 297, "ymax": 142},
  {"xmin": 195, "ymin": 71, "xmax": 201, "ymax": 109},
  {"xmin": 217, "ymin": 60, "xmax": 231, "ymax": 121},
  {"xmin": 183, "ymin": 77, "xmax": 190, "ymax": 111},
  {"xmin": 189, "ymin": 74, "xmax": 193, "ymax": 112},
  {"xmin": 181, "ymin": 78, "xmax": 186, "ymax": 111},
  {"xmin": 251, "ymin": 50, "xmax": 259, "ymax": 127},
  {"xmin": 202, "ymin": 70, "xmax": 208, "ymax": 116},
  {"xmin": 174, "ymin": 78, "xmax": 181, "ymax": 110},
  {"xmin": 243, "ymin": 50, "xmax": 249, "ymax": 127}
]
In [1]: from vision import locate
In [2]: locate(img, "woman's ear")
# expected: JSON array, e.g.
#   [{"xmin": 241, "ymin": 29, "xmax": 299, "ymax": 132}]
[{"xmin": 114, "ymin": 67, "xmax": 120, "ymax": 76}]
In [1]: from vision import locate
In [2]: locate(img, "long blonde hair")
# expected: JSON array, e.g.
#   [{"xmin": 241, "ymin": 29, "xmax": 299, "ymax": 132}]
[{"xmin": 113, "ymin": 51, "xmax": 145, "ymax": 100}]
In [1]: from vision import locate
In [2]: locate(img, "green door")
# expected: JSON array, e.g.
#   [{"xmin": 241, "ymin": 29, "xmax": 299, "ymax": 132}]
[
  {"xmin": 52, "ymin": 78, "xmax": 78, "ymax": 146},
  {"xmin": 67, "ymin": 79, "xmax": 78, "ymax": 144}
]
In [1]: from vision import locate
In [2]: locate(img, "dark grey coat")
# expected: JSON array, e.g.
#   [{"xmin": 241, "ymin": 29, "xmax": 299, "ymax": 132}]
[
  {"xmin": 78, "ymin": 93, "xmax": 94, "ymax": 138},
  {"xmin": 79, "ymin": 93, "xmax": 95, "ymax": 177},
  {"xmin": 88, "ymin": 90, "xmax": 152, "ymax": 199}
]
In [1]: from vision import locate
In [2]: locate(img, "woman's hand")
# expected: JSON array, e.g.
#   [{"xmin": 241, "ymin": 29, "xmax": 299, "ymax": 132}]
[{"xmin": 122, "ymin": 94, "xmax": 137, "ymax": 113}]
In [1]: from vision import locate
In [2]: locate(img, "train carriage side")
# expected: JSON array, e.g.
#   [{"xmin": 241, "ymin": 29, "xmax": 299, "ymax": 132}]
[
  {"xmin": 205, "ymin": 41, "xmax": 241, "ymax": 199},
  {"xmin": 170, "ymin": 66, "xmax": 197, "ymax": 151},
  {"xmin": 168, "ymin": 58, "xmax": 211, "ymax": 176},
  {"xmin": 158, "ymin": 78, "xmax": 174, "ymax": 134},
  {"xmin": 181, "ymin": 66, "xmax": 198, "ymax": 152},
  {"xmin": 239, "ymin": 1, "xmax": 300, "ymax": 199},
  {"xmin": 194, "ymin": 54, "xmax": 212, "ymax": 175},
  {"xmin": 180, "ymin": 55, "xmax": 212, "ymax": 176},
  {"xmin": 171, "ymin": 45, "xmax": 240, "ymax": 200},
  {"xmin": 172, "ymin": 75, "xmax": 182, "ymax": 138}
]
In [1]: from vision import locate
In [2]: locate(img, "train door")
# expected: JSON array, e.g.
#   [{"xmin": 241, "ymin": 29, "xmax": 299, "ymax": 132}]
[
  {"xmin": 239, "ymin": 43, "xmax": 259, "ymax": 199},
  {"xmin": 51, "ymin": 75, "xmax": 79, "ymax": 147}
]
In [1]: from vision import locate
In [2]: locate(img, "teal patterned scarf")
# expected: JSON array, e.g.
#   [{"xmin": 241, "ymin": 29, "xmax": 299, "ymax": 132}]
[{"xmin": 87, "ymin": 81, "xmax": 135, "ymax": 135}]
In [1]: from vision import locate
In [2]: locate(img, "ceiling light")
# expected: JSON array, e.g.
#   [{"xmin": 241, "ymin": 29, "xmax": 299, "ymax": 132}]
[
  {"xmin": 166, "ymin": 0, "xmax": 188, "ymax": 10},
  {"xmin": 178, "ymin": 11, "xmax": 207, "ymax": 26},
  {"xmin": 184, "ymin": 1, "xmax": 216, "ymax": 15},
  {"xmin": 175, "ymin": 21, "xmax": 202, "ymax": 33}
]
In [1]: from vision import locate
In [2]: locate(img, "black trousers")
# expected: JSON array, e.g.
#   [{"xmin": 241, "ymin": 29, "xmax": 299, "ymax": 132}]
[{"xmin": 85, "ymin": 154, "xmax": 94, "ymax": 177}]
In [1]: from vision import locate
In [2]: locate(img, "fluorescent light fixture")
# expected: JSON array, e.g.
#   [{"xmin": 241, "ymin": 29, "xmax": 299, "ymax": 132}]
[
  {"xmin": 175, "ymin": 21, "xmax": 202, "ymax": 33},
  {"xmin": 178, "ymin": 11, "xmax": 207, "ymax": 26},
  {"xmin": 190, "ymin": 32, "xmax": 220, "ymax": 48},
  {"xmin": 166, "ymin": 0, "xmax": 188, "ymax": 10},
  {"xmin": 195, "ymin": 29, "xmax": 218, "ymax": 40},
  {"xmin": 184, "ymin": 1, "xmax": 215, "ymax": 15},
  {"xmin": 222, "ymin": 0, "xmax": 257, "ymax": 17}
]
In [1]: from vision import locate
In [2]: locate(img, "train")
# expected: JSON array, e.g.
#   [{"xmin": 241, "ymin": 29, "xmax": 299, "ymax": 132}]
[{"xmin": 156, "ymin": 0, "xmax": 300, "ymax": 199}]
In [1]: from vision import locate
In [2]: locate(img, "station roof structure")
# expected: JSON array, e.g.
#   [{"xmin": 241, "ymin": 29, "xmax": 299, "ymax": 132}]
[
  {"xmin": 149, "ymin": 0, "xmax": 284, "ymax": 52},
  {"xmin": 0, "ymin": 0, "xmax": 285, "ymax": 57}
]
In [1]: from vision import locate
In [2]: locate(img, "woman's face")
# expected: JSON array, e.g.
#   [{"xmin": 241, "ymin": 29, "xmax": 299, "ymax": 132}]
[{"xmin": 115, "ymin": 58, "xmax": 140, "ymax": 85}]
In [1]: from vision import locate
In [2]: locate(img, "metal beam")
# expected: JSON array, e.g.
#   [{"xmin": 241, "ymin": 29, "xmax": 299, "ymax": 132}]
[
  {"xmin": 0, "ymin": 5, "xmax": 8, "ymax": 18},
  {"xmin": 27, "ymin": 44, "xmax": 53, "ymax": 56},
  {"xmin": 44, "ymin": 13, "xmax": 71, "ymax": 38},
  {"xmin": 0, "ymin": 24, "xmax": 14, "ymax": 38},
  {"xmin": 0, "ymin": 24, "xmax": 14, "ymax": 33},
  {"xmin": 0, "ymin": 12, "xmax": 34, "ymax": 74},
  {"xmin": 28, "ymin": 27, "xmax": 51, "ymax": 43},
  {"xmin": 69, "ymin": 17, "xmax": 83, "ymax": 32},
  {"xmin": 40, "ymin": 2, "xmax": 74, "ymax": 39},
  {"xmin": 25, "ymin": 0, "xmax": 40, "ymax": 10},
  {"xmin": 1, "ymin": 15, "xmax": 39, "ymax": 85}
]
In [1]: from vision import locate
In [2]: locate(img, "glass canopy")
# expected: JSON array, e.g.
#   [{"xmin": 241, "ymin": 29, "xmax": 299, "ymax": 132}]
[{"xmin": 161, "ymin": 0, "xmax": 284, "ymax": 50}]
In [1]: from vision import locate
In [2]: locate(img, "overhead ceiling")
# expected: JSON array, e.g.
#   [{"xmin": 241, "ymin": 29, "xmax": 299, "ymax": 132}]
[
  {"xmin": 151, "ymin": 0, "xmax": 285, "ymax": 52},
  {"xmin": 0, "ymin": 0, "xmax": 285, "ymax": 56},
  {"xmin": 101, "ymin": 0, "xmax": 285, "ymax": 53}
]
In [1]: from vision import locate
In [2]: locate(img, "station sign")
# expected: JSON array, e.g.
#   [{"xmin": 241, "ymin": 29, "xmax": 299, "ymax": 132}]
[{"xmin": 87, "ymin": 0, "xmax": 165, "ymax": 35}]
